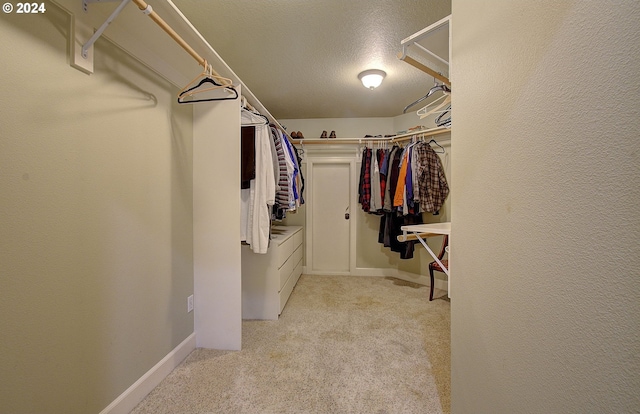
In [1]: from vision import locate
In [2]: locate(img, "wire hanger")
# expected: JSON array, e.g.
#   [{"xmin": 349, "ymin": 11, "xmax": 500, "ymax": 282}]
[
  {"xmin": 403, "ymin": 78, "xmax": 451, "ymax": 113},
  {"xmin": 177, "ymin": 61, "xmax": 238, "ymax": 104}
]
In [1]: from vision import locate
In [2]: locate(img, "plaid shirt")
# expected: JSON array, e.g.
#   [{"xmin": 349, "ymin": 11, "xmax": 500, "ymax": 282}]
[
  {"xmin": 415, "ymin": 142, "xmax": 449, "ymax": 213},
  {"xmin": 359, "ymin": 148, "xmax": 372, "ymax": 212}
]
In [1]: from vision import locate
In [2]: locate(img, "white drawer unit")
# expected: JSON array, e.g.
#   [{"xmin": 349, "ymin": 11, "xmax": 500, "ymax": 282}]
[{"xmin": 242, "ymin": 226, "xmax": 303, "ymax": 320}]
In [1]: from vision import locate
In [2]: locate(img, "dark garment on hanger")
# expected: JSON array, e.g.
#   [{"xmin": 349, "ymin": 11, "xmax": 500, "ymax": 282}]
[
  {"xmin": 358, "ymin": 148, "xmax": 372, "ymax": 212},
  {"xmin": 293, "ymin": 145, "xmax": 305, "ymax": 204},
  {"xmin": 378, "ymin": 149, "xmax": 387, "ymax": 210},
  {"xmin": 272, "ymin": 204, "xmax": 285, "ymax": 221},
  {"xmin": 405, "ymin": 145, "xmax": 416, "ymax": 214},
  {"xmin": 382, "ymin": 146, "xmax": 399, "ymax": 212},
  {"xmin": 241, "ymin": 126, "xmax": 256, "ymax": 189},
  {"xmin": 378, "ymin": 211, "xmax": 423, "ymax": 259}
]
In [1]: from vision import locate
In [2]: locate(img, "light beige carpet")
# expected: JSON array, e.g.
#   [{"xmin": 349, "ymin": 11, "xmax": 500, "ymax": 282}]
[{"xmin": 131, "ymin": 275, "xmax": 451, "ymax": 414}]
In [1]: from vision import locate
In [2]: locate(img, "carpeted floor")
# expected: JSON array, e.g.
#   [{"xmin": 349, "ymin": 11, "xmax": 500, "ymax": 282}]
[{"xmin": 131, "ymin": 275, "xmax": 451, "ymax": 414}]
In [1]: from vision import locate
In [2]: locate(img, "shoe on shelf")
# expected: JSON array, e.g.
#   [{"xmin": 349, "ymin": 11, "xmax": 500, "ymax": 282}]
[
  {"xmin": 297, "ymin": 131, "xmax": 304, "ymax": 138},
  {"xmin": 329, "ymin": 131, "xmax": 336, "ymax": 139},
  {"xmin": 291, "ymin": 131, "xmax": 298, "ymax": 138},
  {"xmin": 320, "ymin": 131, "xmax": 328, "ymax": 139}
]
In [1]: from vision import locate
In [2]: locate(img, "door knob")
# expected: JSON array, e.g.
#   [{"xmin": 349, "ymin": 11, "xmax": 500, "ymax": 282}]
[{"xmin": 345, "ymin": 206, "xmax": 350, "ymax": 220}]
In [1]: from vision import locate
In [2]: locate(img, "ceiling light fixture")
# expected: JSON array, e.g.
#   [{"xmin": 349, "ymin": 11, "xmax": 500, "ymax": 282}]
[{"xmin": 358, "ymin": 69, "xmax": 386, "ymax": 90}]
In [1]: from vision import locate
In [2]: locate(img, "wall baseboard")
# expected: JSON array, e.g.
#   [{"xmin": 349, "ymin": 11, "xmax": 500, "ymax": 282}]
[
  {"xmin": 99, "ymin": 332, "xmax": 196, "ymax": 414},
  {"xmin": 394, "ymin": 269, "xmax": 448, "ymax": 292},
  {"xmin": 301, "ymin": 266, "xmax": 448, "ymax": 293}
]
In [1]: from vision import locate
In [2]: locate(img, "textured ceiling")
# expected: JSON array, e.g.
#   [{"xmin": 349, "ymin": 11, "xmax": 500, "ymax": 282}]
[{"xmin": 171, "ymin": 0, "xmax": 451, "ymax": 119}]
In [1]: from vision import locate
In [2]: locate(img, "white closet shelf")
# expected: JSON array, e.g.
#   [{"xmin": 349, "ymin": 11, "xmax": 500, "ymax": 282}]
[
  {"xmin": 398, "ymin": 14, "xmax": 451, "ymax": 85},
  {"xmin": 290, "ymin": 127, "xmax": 451, "ymax": 145}
]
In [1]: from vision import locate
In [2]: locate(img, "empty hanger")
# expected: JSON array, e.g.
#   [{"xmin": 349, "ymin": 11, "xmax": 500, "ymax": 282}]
[
  {"xmin": 403, "ymin": 80, "xmax": 451, "ymax": 113},
  {"xmin": 417, "ymin": 93, "xmax": 451, "ymax": 119},
  {"xmin": 177, "ymin": 61, "xmax": 238, "ymax": 104}
]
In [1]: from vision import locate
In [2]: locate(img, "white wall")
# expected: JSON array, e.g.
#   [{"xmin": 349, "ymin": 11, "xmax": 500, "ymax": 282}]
[
  {"xmin": 0, "ymin": 5, "xmax": 194, "ymax": 413},
  {"xmin": 451, "ymin": 1, "xmax": 640, "ymax": 413},
  {"xmin": 193, "ymin": 101, "xmax": 242, "ymax": 350}
]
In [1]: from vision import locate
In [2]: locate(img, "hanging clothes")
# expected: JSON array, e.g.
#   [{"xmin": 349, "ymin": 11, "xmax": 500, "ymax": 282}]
[
  {"xmin": 241, "ymin": 110, "xmax": 275, "ymax": 254},
  {"xmin": 293, "ymin": 145, "xmax": 305, "ymax": 205},
  {"xmin": 281, "ymin": 132, "xmax": 299, "ymax": 210},
  {"xmin": 378, "ymin": 148, "xmax": 388, "ymax": 210},
  {"xmin": 383, "ymin": 146, "xmax": 400, "ymax": 212},
  {"xmin": 378, "ymin": 211, "xmax": 423, "ymax": 259},
  {"xmin": 392, "ymin": 147, "xmax": 410, "ymax": 209},
  {"xmin": 356, "ymin": 139, "xmax": 449, "ymax": 260},
  {"xmin": 240, "ymin": 126, "xmax": 256, "ymax": 189},
  {"xmin": 358, "ymin": 147, "xmax": 372, "ymax": 212},
  {"xmin": 415, "ymin": 141, "xmax": 449, "ymax": 213},
  {"xmin": 358, "ymin": 146, "xmax": 390, "ymax": 215},
  {"xmin": 271, "ymin": 127, "xmax": 303, "ymax": 219},
  {"xmin": 271, "ymin": 126, "xmax": 290, "ymax": 217},
  {"xmin": 370, "ymin": 147, "xmax": 382, "ymax": 212}
]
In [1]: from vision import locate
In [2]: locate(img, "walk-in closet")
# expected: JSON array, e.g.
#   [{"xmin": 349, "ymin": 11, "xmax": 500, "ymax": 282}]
[{"xmin": 2, "ymin": 1, "xmax": 638, "ymax": 413}]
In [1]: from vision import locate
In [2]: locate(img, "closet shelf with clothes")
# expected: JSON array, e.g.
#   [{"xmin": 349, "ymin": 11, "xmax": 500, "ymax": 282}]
[
  {"xmin": 289, "ymin": 126, "xmax": 450, "ymax": 146},
  {"xmin": 241, "ymin": 107, "xmax": 304, "ymax": 254},
  {"xmin": 358, "ymin": 139, "xmax": 449, "ymax": 215},
  {"xmin": 358, "ymin": 136, "xmax": 449, "ymax": 260}
]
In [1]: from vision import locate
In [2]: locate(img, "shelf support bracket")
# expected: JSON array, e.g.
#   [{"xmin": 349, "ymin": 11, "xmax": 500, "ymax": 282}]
[
  {"xmin": 69, "ymin": 0, "xmax": 130, "ymax": 74},
  {"xmin": 81, "ymin": 0, "xmax": 131, "ymax": 58}
]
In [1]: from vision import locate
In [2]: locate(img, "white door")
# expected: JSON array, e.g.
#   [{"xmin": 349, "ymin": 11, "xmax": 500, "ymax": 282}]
[{"xmin": 307, "ymin": 159, "xmax": 354, "ymax": 274}]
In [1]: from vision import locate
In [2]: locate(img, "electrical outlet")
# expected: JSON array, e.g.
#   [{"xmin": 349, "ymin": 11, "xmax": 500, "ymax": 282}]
[{"xmin": 187, "ymin": 295, "xmax": 194, "ymax": 313}]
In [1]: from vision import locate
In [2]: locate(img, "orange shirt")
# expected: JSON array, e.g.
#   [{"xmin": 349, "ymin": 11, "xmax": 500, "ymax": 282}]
[{"xmin": 393, "ymin": 151, "xmax": 408, "ymax": 207}]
